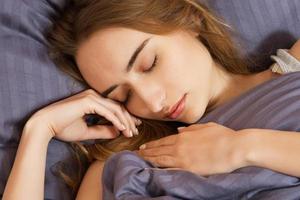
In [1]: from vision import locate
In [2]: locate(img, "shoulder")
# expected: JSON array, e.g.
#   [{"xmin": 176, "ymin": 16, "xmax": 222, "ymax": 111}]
[
  {"xmin": 76, "ymin": 160, "xmax": 105, "ymax": 200},
  {"xmin": 289, "ymin": 39, "xmax": 300, "ymax": 61}
]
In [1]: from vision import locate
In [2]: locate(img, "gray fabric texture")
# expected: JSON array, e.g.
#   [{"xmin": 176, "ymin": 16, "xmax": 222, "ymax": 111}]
[
  {"xmin": 0, "ymin": 0, "xmax": 87, "ymax": 199},
  {"xmin": 208, "ymin": 0, "xmax": 300, "ymax": 70},
  {"xmin": 0, "ymin": 0, "xmax": 300, "ymax": 199},
  {"xmin": 102, "ymin": 71, "xmax": 300, "ymax": 200}
]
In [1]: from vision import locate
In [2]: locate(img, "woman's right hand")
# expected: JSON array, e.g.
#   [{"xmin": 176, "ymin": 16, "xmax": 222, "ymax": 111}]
[{"xmin": 26, "ymin": 89, "xmax": 141, "ymax": 142}]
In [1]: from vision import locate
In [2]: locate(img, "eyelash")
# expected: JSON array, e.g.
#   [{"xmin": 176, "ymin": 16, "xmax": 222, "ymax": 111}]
[
  {"xmin": 122, "ymin": 55, "xmax": 158, "ymax": 105},
  {"xmin": 144, "ymin": 54, "xmax": 158, "ymax": 73}
]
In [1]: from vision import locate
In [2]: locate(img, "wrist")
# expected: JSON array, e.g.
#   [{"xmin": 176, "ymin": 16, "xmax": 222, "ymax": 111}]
[
  {"xmin": 23, "ymin": 117, "xmax": 53, "ymax": 143},
  {"xmin": 234, "ymin": 129, "xmax": 261, "ymax": 168}
]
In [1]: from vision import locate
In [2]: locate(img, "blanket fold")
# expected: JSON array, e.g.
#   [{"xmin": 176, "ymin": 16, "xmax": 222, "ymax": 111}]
[{"xmin": 102, "ymin": 72, "xmax": 300, "ymax": 200}]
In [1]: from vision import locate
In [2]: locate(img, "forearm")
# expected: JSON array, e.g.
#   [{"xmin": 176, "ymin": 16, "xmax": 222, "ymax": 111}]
[
  {"xmin": 242, "ymin": 128, "xmax": 300, "ymax": 177},
  {"xmin": 3, "ymin": 120, "xmax": 52, "ymax": 200}
]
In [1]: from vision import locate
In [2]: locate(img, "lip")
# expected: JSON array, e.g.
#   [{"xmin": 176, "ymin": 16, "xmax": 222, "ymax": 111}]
[{"xmin": 166, "ymin": 93, "xmax": 187, "ymax": 119}]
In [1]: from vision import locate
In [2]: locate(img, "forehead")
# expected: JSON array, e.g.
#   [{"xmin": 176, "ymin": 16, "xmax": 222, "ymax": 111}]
[{"xmin": 76, "ymin": 27, "xmax": 151, "ymax": 90}]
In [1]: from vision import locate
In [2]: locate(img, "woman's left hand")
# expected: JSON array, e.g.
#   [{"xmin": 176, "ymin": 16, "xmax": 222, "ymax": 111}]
[{"xmin": 136, "ymin": 122, "xmax": 248, "ymax": 176}]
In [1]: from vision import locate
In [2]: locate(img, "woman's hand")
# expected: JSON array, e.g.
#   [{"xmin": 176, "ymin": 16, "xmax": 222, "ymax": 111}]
[
  {"xmin": 27, "ymin": 89, "xmax": 141, "ymax": 142},
  {"xmin": 136, "ymin": 122, "xmax": 248, "ymax": 176}
]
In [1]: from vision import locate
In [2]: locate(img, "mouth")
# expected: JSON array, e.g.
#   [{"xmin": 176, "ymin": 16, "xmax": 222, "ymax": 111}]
[{"xmin": 166, "ymin": 93, "xmax": 187, "ymax": 119}]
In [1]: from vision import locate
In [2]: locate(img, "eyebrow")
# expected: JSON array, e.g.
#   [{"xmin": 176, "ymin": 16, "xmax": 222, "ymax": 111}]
[{"xmin": 101, "ymin": 37, "xmax": 151, "ymax": 98}]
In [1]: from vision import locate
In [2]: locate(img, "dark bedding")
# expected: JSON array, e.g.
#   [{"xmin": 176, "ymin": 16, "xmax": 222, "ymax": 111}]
[{"xmin": 102, "ymin": 72, "xmax": 300, "ymax": 200}]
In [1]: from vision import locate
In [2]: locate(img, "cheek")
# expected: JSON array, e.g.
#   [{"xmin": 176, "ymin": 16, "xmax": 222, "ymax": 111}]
[
  {"xmin": 125, "ymin": 97, "xmax": 147, "ymax": 117},
  {"xmin": 126, "ymin": 105, "xmax": 149, "ymax": 119}
]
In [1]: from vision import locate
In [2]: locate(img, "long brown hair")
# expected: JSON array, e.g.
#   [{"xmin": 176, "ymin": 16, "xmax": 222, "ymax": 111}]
[{"xmin": 46, "ymin": 0, "xmax": 253, "ymax": 193}]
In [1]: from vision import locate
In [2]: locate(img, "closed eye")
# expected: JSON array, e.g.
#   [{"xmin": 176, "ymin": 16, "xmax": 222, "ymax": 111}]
[
  {"xmin": 144, "ymin": 54, "xmax": 158, "ymax": 73},
  {"xmin": 122, "ymin": 54, "xmax": 159, "ymax": 105}
]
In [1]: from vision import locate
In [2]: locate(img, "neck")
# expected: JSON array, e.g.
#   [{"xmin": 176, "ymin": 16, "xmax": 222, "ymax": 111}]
[{"xmin": 206, "ymin": 64, "xmax": 281, "ymax": 113}]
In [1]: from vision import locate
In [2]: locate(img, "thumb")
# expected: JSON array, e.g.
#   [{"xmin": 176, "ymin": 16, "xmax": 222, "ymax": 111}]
[{"xmin": 84, "ymin": 125, "xmax": 120, "ymax": 140}]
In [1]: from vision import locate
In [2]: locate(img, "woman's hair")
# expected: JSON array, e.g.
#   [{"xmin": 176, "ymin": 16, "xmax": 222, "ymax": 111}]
[{"xmin": 46, "ymin": 0, "xmax": 253, "ymax": 193}]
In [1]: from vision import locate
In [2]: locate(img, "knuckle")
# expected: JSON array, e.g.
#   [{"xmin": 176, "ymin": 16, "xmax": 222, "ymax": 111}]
[
  {"xmin": 86, "ymin": 89, "xmax": 96, "ymax": 94},
  {"xmin": 85, "ymin": 89, "xmax": 100, "ymax": 99},
  {"xmin": 106, "ymin": 98, "xmax": 119, "ymax": 105},
  {"xmin": 85, "ymin": 92, "xmax": 96, "ymax": 100},
  {"xmin": 84, "ymin": 89, "xmax": 95, "ymax": 95},
  {"xmin": 108, "ymin": 102, "xmax": 119, "ymax": 109},
  {"xmin": 113, "ymin": 106, "xmax": 124, "ymax": 115},
  {"xmin": 207, "ymin": 122, "xmax": 216, "ymax": 126},
  {"xmin": 83, "ymin": 95, "xmax": 94, "ymax": 104},
  {"xmin": 110, "ymin": 108, "xmax": 119, "ymax": 116}
]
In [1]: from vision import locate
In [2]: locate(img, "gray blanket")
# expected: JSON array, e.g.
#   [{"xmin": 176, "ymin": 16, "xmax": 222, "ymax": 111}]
[{"xmin": 102, "ymin": 71, "xmax": 300, "ymax": 200}]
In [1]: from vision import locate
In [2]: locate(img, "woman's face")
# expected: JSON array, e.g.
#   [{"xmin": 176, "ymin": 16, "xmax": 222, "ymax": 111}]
[{"xmin": 76, "ymin": 27, "xmax": 217, "ymax": 124}]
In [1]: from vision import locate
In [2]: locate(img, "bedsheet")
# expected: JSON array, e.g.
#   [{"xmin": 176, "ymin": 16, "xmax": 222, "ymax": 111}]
[
  {"xmin": 102, "ymin": 71, "xmax": 300, "ymax": 200},
  {"xmin": 1, "ymin": 0, "xmax": 300, "ymax": 199}
]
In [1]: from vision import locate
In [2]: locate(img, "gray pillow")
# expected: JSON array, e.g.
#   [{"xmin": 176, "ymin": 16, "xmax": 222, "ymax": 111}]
[
  {"xmin": 208, "ymin": 0, "xmax": 300, "ymax": 70},
  {"xmin": 0, "ymin": 0, "xmax": 86, "ymax": 199},
  {"xmin": 0, "ymin": 0, "xmax": 299, "ymax": 199}
]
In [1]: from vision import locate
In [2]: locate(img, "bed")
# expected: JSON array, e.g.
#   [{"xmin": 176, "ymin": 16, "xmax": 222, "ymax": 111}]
[{"xmin": 0, "ymin": 0, "xmax": 299, "ymax": 199}]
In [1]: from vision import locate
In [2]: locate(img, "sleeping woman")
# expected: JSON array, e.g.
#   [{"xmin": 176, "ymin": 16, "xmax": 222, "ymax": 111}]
[{"xmin": 3, "ymin": 0, "xmax": 300, "ymax": 199}]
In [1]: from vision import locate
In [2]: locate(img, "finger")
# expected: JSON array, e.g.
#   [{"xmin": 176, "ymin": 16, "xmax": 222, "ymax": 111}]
[
  {"xmin": 115, "ymin": 106, "xmax": 133, "ymax": 137},
  {"xmin": 97, "ymin": 99, "xmax": 133, "ymax": 138},
  {"xmin": 87, "ymin": 100, "xmax": 127, "ymax": 133},
  {"xmin": 138, "ymin": 145, "xmax": 174, "ymax": 157},
  {"xmin": 139, "ymin": 135, "xmax": 177, "ymax": 149},
  {"xmin": 131, "ymin": 115, "xmax": 142, "ymax": 126},
  {"xmin": 143, "ymin": 155, "xmax": 177, "ymax": 168},
  {"xmin": 123, "ymin": 109, "xmax": 139, "ymax": 136},
  {"xmin": 43, "ymin": 97, "xmax": 125, "ymax": 135},
  {"xmin": 84, "ymin": 125, "xmax": 120, "ymax": 140},
  {"xmin": 80, "ymin": 90, "xmax": 131, "ymax": 138},
  {"xmin": 104, "ymin": 98, "xmax": 141, "ymax": 127}
]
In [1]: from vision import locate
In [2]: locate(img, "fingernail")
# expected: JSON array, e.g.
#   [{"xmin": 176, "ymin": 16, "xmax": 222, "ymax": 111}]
[
  {"xmin": 129, "ymin": 130, "xmax": 133, "ymax": 137},
  {"xmin": 132, "ymin": 129, "xmax": 137, "ymax": 136},
  {"xmin": 136, "ymin": 119, "xmax": 142, "ymax": 125},
  {"xmin": 177, "ymin": 126, "xmax": 185, "ymax": 130},
  {"xmin": 120, "ymin": 124, "xmax": 126, "ymax": 130},
  {"xmin": 139, "ymin": 144, "xmax": 146, "ymax": 149},
  {"xmin": 134, "ymin": 127, "xmax": 139, "ymax": 135}
]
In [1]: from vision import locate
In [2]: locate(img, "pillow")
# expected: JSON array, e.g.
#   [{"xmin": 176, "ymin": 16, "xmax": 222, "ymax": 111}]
[
  {"xmin": 208, "ymin": 0, "xmax": 300, "ymax": 70},
  {"xmin": 0, "ymin": 0, "xmax": 299, "ymax": 199},
  {"xmin": 0, "ymin": 0, "xmax": 86, "ymax": 199}
]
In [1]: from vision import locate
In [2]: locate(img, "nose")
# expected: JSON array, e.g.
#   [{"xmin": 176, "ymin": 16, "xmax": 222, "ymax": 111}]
[{"xmin": 132, "ymin": 80, "xmax": 166, "ymax": 113}]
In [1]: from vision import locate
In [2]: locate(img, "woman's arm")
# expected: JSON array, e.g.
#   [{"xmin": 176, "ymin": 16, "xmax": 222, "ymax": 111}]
[
  {"xmin": 76, "ymin": 161, "xmax": 105, "ymax": 200},
  {"xmin": 3, "ymin": 89, "xmax": 140, "ymax": 200},
  {"xmin": 241, "ymin": 128, "xmax": 300, "ymax": 177},
  {"xmin": 3, "ymin": 119, "xmax": 52, "ymax": 200}
]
